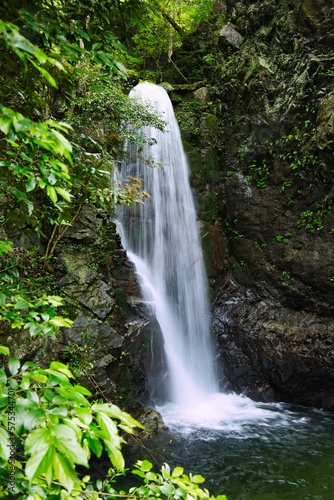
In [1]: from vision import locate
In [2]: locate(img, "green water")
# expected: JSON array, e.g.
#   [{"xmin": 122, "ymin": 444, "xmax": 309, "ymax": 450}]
[{"xmin": 127, "ymin": 402, "xmax": 334, "ymax": 500}]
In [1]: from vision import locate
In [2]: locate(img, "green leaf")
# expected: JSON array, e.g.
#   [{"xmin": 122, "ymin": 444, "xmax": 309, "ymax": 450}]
[
  {"xmin": 103, "ymin": 440, "xmax": 125, "ymax": 472},
  {"xmin": 0, "ymin": 345, "xmax": 10, "ymax": 356},
  {"xmin": 26, "ymin": 373, "xmax": 48, "ymax": 385},
  {"xmin": 84, "ymin": 432, "xmax": 103, "ymax": 458},
  {"xmin": 15, "ymin": 405, "xmax": 45, "ymax": 435},
  {"xmin": 191, "ymin": 474, "xmax": 205, "ymax": 484},
  {"xmin": 0, "ymin": 428, "xmax": 10, "ymax": 460},
  {"xmin": 0, "ymin": 369, "xmax": 7, "ymax": 384},
  {"xmin": 30, "ymin": 60, "xmax": 58, "ymax": 88},
  {"xmin": 72, "ymin": 384, "xmax": 91, "ymax": 396},
  {"xmin": 53, "ymin": 452, "xmax": 77, "ymax": 492},
  {"xmin": 46, "ymin": 185, "xmax": 58, "ymax": 203},
  {"xmin": 76, "ymin": 408, "xmax": 92, "ymax": 425},
  {"xmin": 8, "ymin": 357, "xmax": 20, "ymax": 375},
  {"xmin": 55, "ymin": 186, "xmax": 72, "ymax": 202},
  {"xmin": 26, "ymin": 445, "xmax": 54, "ymax": 482},
  {"xmin": 53, "ymin": 425, "xmax": 88, "ymax": 466},
  {"xmin": 25, "ymin": 176, "xmax": 36, "ymax": 192},
  {"xmin": 21, "ymin": 361, "xmax": 38, "ymax": 372},
  {"xmin": 49, "ymin": 362, "xmax": 74, "ymax": 379},
  {"xmin": 95, "ymin": 411, "xmax": 119, "ymax": 443},
  {"xmin": 140, "ymin": 460, "xmax": 153, "ymax": 472},
  {"xmin": 0, "ymin": 115, "xmax": 12, "ymax": 135},
  {"xmin": 172, "ymin": 466, "xmax": 184, "ymax": 478},
  {"xmin": 14, "ymin": 297, "xmax": 30, "ymax": 310},
  {"xmin": 49, "ymin": 316, "xmax": 73, "ymax": 328}
]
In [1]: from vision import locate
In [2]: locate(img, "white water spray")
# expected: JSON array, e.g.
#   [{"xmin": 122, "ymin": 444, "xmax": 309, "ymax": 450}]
[
  {"xmin": 116, "ymin": 82, "xmax": 294, "ymax": 431},
  {"xmin": 116, "ymin": 82, "xmax": 218, "ymax": 406}
]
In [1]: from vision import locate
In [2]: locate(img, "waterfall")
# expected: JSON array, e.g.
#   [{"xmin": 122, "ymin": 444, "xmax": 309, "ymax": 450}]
[{"xmin": 115, "ymin": 82, "xmax": 219, "ymax": 407}]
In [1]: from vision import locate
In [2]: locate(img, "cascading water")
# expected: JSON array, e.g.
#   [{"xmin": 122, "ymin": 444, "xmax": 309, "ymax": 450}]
[
  {"xmin": 115, "ymin": 82, "xmax": 218, "ymax": 408},
  {"xmin": 115, "ymin": 82, "xmax": 315, "ymax": 432},
  {"xmin": 115, "ymin": 82, "xmax": 334, "ymax": 499}
]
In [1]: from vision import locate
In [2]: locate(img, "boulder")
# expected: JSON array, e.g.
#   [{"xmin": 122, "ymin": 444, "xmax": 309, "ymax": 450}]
[{"xmin": 219, "ymin": 22, "xmax": 244, "ymax": 50}]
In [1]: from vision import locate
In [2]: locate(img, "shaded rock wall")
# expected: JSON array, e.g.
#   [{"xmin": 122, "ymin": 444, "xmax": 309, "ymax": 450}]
[
  {"xmin": 166, "ymin": 0, "xmax": 334, "ymax": 410},
  {"xmin": 210, "ymin": 0, "xmax": 334, "ymax": 409}
]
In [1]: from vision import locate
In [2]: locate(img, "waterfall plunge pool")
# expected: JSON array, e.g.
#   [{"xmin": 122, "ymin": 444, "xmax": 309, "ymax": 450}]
[{"xmin": 125, "ymin": 395, "xmax": 334, "ymax": 500}]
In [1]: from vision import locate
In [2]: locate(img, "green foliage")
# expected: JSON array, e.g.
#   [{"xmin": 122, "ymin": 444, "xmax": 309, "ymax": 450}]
[
  {"xmin": 0, "ymin": 239, "xmax": 73, "ymax": 336},
  {"xmin": 176, "ymin": 100, "xmax": 205, "ymax": 144},
  {"xmin": 275, "ymin": 232, "xmax": 293, "ymax": 244},
  {"xmin": 244, "ymin": 159, "xmax": 269, "ymax": 188},
  {"xmin": 130, "ymin": 0, "xmax": 216, "ymax": 74},
  {"xmin": 0, "ymin": 346, "xmax": 226, "ymax": 499},
  {"xmin": 0, "ymin": 21, "xmax": 165, "ymax": 259},
  {"xmin": 0, "ymin": 347, "xmax": 143, "ymax": 497},
  {"xmin": 0, "ymin": 19, "xmax": 63, "ymax": 88},
  {"xmin": 0, "ymin": 104, "xmax": 73, "ymax": 221},
  {"xmin": 129, "ymin": 460, "xmax": 227, "ymax": 499}
]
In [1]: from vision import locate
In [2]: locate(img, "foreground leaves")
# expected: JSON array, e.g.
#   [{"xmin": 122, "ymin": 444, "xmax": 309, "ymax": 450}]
[{"xmin": 0, "ymin": 347, "xmax": 226, "ymax": 499}]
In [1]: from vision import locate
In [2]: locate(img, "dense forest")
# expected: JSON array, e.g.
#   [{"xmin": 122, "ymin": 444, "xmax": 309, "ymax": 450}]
[
  {"xmin": 1, "ymin": 0, "xmax": 334, "ymax": 498},
  {"xmin": 0, "ymin": 1, "xmax": 228, "ymax": 498}
]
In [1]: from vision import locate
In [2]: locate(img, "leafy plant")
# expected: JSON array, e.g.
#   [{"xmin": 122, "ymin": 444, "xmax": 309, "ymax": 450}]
[
  {"xmin": 0, "ymin": 347, "xmax": 143, "ymax": 497},
  {"xmin": 0, "ymin": 239, "xmax": 73, "ymax": 336},
  {"xmin": 0, "ymin": 346, "xmax": 226, "ymax": 499}
]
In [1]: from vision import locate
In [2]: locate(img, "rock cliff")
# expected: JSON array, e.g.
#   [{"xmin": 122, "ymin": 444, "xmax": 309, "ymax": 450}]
[{"xmin": 171, "ymin": 0, "xmax": 334, "ymax": 409}]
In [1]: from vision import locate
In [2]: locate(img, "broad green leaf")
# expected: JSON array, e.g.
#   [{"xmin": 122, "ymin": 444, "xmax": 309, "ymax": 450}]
[
  {"xmin": 50, "ymin": 362, "xmax": 74, "ymax": 379},
  {"xmin": 26, "ymin": 427, "xmax": 51, "ymax": 455},
  {"xmin": 25, "ymin": 177, "xmax": 36, "ymax": 192},
  {"xmin": 27, "ymin": 372, "xmax": 48, "ymax": 384},
  {"xmin": 0, "ymin": 396, "xmax": 8, "ymax": 408},
  {"xmin": 21, "ymin": 361, "xmax": 38, "ymax": 372},
  {"xmin": 140, "ymin": 460, "xmax": 153, "ymax": 472},
  {"xmin": 53, "ymin": 433, "xmax": 88, "ymax": 467},
  {"xmin": 191, "ymin": 474, "xmax": 205, "ymax": 484},
  {"xmin": 0, "ymin": 428, "xmax": 10, "ymax": 460},
  {"xmin": 0, "ymin": 345, "xmax": 10, "ymax": 356},
  {"xmin": 48, "ymin": 316, "xmax": 73, "ymax": 328},
  {"xmin": 84, "ymin": 432, "xmax": 103, "ymax": 458},
  {"xmin": 8, "ymin": 357, "xmax": 20, "ymax": 375},
  {"xmin": 72, "ymin": 384, "xmax": 91, "ymax": 396},
  {"xmin": 47, "ymin": 405, "xmax": 68, "ymax": 417},
  {"xmin": 95, "ymin": 412, "xmax": 119, "ymax": 443},
  {"xmin": 13, "ymin": 297, "xmax": 30, "ymax": 309},
  {"xmin": 55, "ymin": 387, "xmax": 89, "ymax": 405},
  {"xmin": 172, "ymin": 466, "xmax": 184, "ymax": 478},
  {"xmin": 53, "ymin": 452, "xmax": 77, "ymax": 492},
  {"xmin": 25, "ymin": 445, "xmax": 54, "ymax": 482},
  {"xmin": 103, "ymin": 440, "xmax": 125, "ymax": 472},
  {"xmin": 55, "ymin": 186, "xmax": 72, "ymax": 202},
  {"xmin": 75, "ymin": 408, "xmax": 92, "ymax": 425},
  {"xmin": 46, "ymin": 185, "xmax": 58, "ymax": 203},
  {"xmin": 92, "ymin": 402, "xmax": 142, "ymax": 429},
  {"xmin": 0, "ymin": 116, "xmax": 12, "ymax": 135},
  {"xmin": 0, "ymin": 369, "xmax": 7, "ymax": 384},
  {"xmin": 15, "ymin": 406, "xmax": 45, "ymax": 435},
  {"xmin": 0, "ymin": 294, "xmax": 7, "ymax": 306},
  {"xmin": 159, "ymin": 482, "xmax": 174, "ymax": 497}
]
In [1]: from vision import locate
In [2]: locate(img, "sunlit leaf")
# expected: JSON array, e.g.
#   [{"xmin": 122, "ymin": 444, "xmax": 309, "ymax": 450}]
[{"xmin": 8, "ymin": 357, "xmax": 20, "ymax": 376}]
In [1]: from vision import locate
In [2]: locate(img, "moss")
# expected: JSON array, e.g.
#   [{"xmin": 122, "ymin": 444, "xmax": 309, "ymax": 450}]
[{"xmin": 114, "ymin": 288, "xmax": 128, "ymax": 313}]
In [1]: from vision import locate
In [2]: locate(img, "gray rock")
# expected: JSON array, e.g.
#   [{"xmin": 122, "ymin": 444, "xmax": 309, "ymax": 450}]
[{"xmin": 219, "ymin": 22, "xmax": 244, "ymax": 50}]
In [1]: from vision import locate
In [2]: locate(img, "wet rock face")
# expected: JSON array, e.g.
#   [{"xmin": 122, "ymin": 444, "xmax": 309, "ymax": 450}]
[
  {"xmin": 191, "ymin": 0, "xmax": 334, "ymax": 409},
  {"xmin": 51, "ymin": 205, "xmax": 155, "ymax": 408},
  {"xmin": 213, "ymin": 277, "xmax": 334, "ymax": 411}
]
